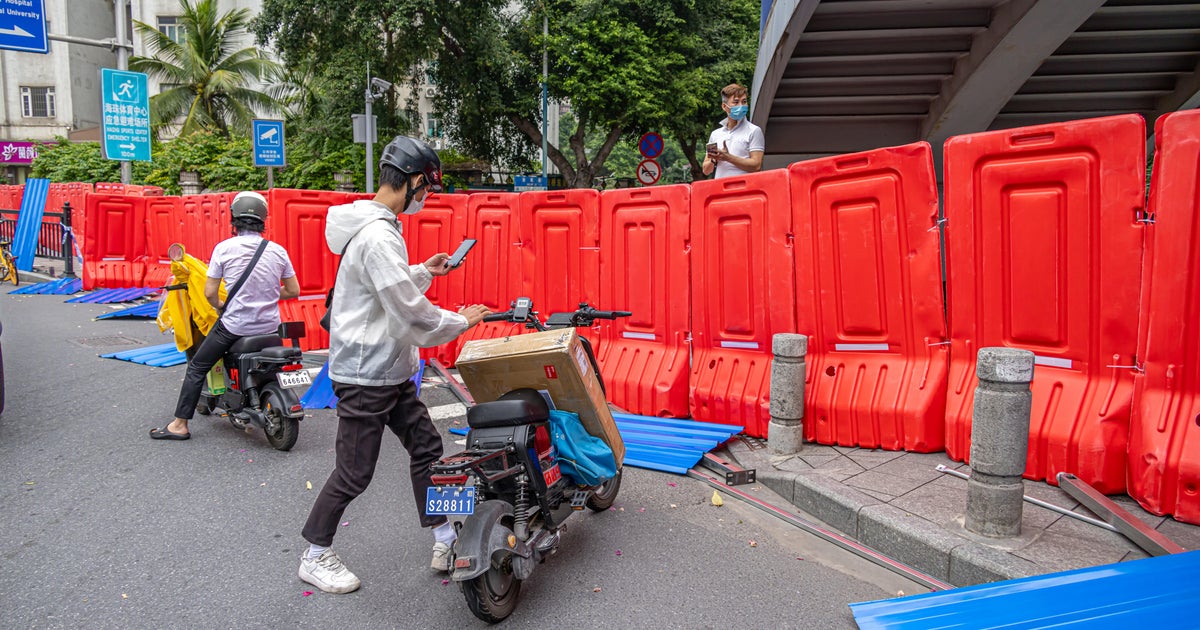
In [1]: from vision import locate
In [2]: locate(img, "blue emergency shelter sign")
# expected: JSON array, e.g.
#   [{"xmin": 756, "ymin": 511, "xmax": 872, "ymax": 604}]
[
  {"xmin": 252, "ymin": 119, "xmax": 285, "ymax": 167},
  {"xmin": 101, "ymin": 68, "xmax": 151, "ymax": 162},
  {"xmin": 0, "ymin": 0, "xmax": 48, "ymax": 54}
]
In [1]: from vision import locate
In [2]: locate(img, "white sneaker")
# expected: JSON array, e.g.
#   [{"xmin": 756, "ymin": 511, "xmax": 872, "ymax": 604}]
[
  {"xmin": 431, "ymin": 542, "xmax": 452, "ymax": 572},
  {"xmin": 299, "ymin": 549, "xmax": 361, "ymax": 594}
]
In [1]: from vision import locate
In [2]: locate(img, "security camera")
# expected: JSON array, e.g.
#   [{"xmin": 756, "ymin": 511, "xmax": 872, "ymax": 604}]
[{"xmin": 370, "ymin": 77, "xmax": 393, "ymax": 92}]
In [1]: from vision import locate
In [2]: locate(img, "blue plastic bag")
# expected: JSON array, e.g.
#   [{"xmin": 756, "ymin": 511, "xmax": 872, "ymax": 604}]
[{"xmin": 548, "ymin": 410, "xmax": 617, "ymax": 486}]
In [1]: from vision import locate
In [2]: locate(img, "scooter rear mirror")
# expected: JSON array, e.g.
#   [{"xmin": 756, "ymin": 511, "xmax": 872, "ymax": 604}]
[{"xmin": 168, "ymin": 243, "xmax": 185, "ymax": 262}]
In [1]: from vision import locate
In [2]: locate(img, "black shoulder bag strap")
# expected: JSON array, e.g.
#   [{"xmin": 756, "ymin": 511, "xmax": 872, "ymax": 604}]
[{"xmin": 219, "ymin": 238, "xmax": 270, "ymax": 321}]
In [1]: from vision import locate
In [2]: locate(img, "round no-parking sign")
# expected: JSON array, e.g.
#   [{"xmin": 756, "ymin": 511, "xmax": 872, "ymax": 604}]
[{"xmin": 636, "ymin": 159, "xmax": 662, "ymax": 185}]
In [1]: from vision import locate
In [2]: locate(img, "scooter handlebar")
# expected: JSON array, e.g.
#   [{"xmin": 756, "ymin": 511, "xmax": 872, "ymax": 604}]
[{"xmin": 482, "ymin": 311, "xmax": 513, "ymax": 323}]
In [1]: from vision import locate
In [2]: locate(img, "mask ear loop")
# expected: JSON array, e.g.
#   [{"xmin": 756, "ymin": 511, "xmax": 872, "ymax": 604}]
[{"xmin": 404, "ymin": 175, "xmax": 428, "ymax": 208}]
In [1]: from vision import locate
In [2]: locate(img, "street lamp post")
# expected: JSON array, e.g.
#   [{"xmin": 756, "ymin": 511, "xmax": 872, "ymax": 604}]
[{"xmin": 363, "ymin": 64, "xmax": 391, "ymax": 194}]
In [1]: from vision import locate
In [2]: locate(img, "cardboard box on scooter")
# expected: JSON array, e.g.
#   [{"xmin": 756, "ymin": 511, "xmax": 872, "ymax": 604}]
[{"xmin": 455, "ymin": 328, "xmax": 625, "ymax": 466}]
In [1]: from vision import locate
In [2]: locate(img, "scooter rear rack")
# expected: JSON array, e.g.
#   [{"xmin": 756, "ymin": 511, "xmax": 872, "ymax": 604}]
[{"xmin": 431, "ymin": 447, "xmax": 524, "ymax": 484}]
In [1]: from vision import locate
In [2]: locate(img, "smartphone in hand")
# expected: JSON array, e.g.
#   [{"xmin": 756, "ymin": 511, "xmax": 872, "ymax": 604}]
[
  {"xmin": 445, "ymin": 238, "xmax": 477, "ymax": 269},
  {"xmin": 706, "ymin": 142, "xmax": 718, "ymax": 157}
]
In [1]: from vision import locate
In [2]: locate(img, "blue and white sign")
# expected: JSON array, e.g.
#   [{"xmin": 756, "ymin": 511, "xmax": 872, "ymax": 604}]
[
  {"xmin": 514, "ymin": 175, "xmax": 547, "ymax": 192},
  {"xmin": 0, "ymin": 0, "xmax": 47, "ymax": 54},
  {"xmin": 252, "ymin": 119, "xmax": 285, "ymax": 167},
  {"xmin": 100, "ymin": 68, "xmax": 151, "ymax": 162},
  {"xmin": 638, "ymin": 132, "xmax": 664, "ymax": 159}
]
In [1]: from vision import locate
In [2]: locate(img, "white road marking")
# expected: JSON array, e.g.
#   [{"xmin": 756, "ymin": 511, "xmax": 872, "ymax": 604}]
[{"xmin": 429, "ymin": 403, "xmax": 468, "ymax": 420}]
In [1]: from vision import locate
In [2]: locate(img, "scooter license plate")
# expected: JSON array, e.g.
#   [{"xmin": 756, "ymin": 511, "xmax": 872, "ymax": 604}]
[
  {"xmin": 276, "ymin": 370, "xmax": 312, "ymax": 389},
  {"xmin": 426, "ymin": 486, "xmax": 475, "ymax": 516}
]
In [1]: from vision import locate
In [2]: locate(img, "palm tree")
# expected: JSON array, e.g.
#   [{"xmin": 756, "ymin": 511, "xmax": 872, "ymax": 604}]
[{"xmin": 131, "ymin": 0, "xmax": 282, "ymax": 139}]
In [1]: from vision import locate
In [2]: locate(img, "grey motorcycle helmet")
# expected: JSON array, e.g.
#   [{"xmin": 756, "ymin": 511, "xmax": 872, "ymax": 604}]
[{"xmin": 230, "ymin": 191, "xmax": 269, "ymax": 225}]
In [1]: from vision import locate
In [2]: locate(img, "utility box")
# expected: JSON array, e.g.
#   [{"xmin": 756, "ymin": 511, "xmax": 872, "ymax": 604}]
[{"xmin": 456, "ymin": 328, "xmax": 625, "ymax": 466}]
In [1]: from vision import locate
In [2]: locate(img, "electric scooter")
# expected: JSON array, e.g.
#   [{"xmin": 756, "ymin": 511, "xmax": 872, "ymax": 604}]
[
  {"xmin": 428, "ymin": 298, "xmax": 631, "ymax": 623},
  {"xmin": 193, "ymin": 320, "xmax": 310, "ymax": 451}
]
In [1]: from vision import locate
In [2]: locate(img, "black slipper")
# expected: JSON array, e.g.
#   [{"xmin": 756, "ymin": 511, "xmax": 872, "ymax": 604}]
[{"xmin": 149, "ymin": 426, "xmax": 190, "ymax": 441}]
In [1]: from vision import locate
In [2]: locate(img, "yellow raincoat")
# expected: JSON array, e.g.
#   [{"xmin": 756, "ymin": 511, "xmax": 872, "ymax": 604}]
[{"xmin": 156, "ymin": 245, "xmax": 227, "ymax": 351}]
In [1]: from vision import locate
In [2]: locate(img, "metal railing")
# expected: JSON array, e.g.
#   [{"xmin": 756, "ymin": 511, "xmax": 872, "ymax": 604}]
[{"xmin": 0, "ymin": 202, "xmax": 78, "ymax": 278}]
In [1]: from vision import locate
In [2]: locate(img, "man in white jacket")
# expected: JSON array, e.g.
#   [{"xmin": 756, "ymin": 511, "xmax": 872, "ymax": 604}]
[{"xmin": 299, "ymin": 136, "xmax": 489, "ymax": 594}]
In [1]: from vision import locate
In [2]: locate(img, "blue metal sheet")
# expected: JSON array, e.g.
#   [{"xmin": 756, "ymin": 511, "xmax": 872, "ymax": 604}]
[
  {"xmin": 619, "ymin": 430, "xmax": 719, "ymax": 451},
  {"xmin": 612, "ymin": 411, "xmax": 743, "ymax": 434},
  {"xmin": 850, "ymin": 550, "xmax": 1200, "ymax": 629},
  {"xmin": 96, "ymin": 302, "xmax": 160, "ymax": 320},
  {"xmin": 12, "ymin": 178, "xmax": 48, "ymax": 272},
  {"xmin": 67, "ymin": 288, "xmax": 158, "ymax": 304},
  {"xmin": 100, "ymin": 342, "xmax": 186, "ymax": 368},
  {"xmin": 9, "ymin": 277, "xmax": 82, "ymax": 295},
  {"xmin": 623, "ymin": 457, "xmax": 690, "ymax": 475},
  {"xmin": 614, "ymin": 419, "xmax": 736, "ymax": 442}
]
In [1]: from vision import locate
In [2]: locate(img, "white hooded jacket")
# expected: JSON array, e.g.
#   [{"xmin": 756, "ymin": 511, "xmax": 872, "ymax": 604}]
[{"xmin": 325, "ymin": 199, "xmax": 468, "ymax": 386}]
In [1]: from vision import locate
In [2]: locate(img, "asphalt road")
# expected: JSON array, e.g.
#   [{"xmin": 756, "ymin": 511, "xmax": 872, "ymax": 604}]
[{"xmin": 0, "ymin": 289, "xmax": 907, "ymax": 629}]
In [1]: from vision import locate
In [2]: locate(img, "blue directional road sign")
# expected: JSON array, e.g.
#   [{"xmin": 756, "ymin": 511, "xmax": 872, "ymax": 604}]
[
  {"xmin": 101, "ymin": 68, "xmax": 151, "ymax": 162},
  {"xmin": 0, "ymin": 0, "xmax": 48, "ymax": 54},
  {"xmin": 252, "ymin": 119, "xmax": 285, "ymax": 167},
  {"xmin": 514, "ymin": 175, "xmax": 547, "ymax": 192}
]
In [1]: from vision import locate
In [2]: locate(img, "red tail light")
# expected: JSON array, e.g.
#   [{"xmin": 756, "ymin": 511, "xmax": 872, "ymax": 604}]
[
  {"xmin": 290, "ymin": 404, "xmax": 303, "ymax": 412},
  {"xmin": 281, "ymin": 364, "xmax": 304, "ymax": 372}
]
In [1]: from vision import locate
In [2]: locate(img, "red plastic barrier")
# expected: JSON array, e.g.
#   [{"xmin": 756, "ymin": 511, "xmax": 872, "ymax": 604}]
[
  {"xmin": 943, "ymin": 114, "xmax": 1146, "ymax": 493},
  {"xmin": 689, "ymin": 169, "xmax": 796, "ymax": 437},
  {"xmin": 597, "ymin": 185, "xmax": 691, "ymax": 418},
  {"xmin": 81, "ymin": 194, "xmax": 147, "ymax": 289},
  {"xmin": 458, "ymin": 192, "xmax": 526, "ymax": 354},
  {"xmin": 267, "ymin": 189, "xmax": 353, "ymax": 297},
  {"xmin": 518, "ymin": 189, "xmax": 601, "ymax": 340},
  {"xmin": 399, "ymin": 193, "xmax": 468, "ymax": 366},
  {"xmin": 790, "ymin": 143, "xmax": 948, "ymax": 452},
  {"xmin": 279, "ymin": 299, "xmax": 328, "ymax": 352},
  {"xmin": 178, "ymin": 193, "xmax": 233, "ymax": 261},
  {"xmin": 143, "ymin": 196, "xmax": 182, "ymax": 287},
  {"xmin": 0, "ymin": 184, "xmax": 20, "ymax": 210},
  {"xmin": 1129, "ymin": 109, "xmax": 1200, "ymax": 524}
]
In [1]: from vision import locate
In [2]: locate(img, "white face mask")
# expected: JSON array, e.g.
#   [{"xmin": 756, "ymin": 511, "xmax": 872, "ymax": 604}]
[{"xmin": 402, "ymin": 197, "xmax": 425, "ymax": 215}]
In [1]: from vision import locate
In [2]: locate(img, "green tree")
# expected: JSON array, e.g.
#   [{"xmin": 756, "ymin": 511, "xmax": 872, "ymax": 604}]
[
  {"xmin": 30, "ymin": 139, "xmax": 154, "ymax": 183},
  {"xmin": 131, "ymin": 0, "xmax": 282, "ymax": 139}
]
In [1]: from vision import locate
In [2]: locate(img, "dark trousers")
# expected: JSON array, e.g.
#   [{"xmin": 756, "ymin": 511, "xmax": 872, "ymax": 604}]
[
  {"xmin": 174, "ymin": 321, "xmax": 240, "ymax": 420},
  {"xmin": 302, "ymin": 380, "xmax": 446, "ymax": 547}
]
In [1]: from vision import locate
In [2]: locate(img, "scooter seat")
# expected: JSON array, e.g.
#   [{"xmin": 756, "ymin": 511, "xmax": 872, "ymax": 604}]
[
  {"xmin": 260, "ymin": 346, "xmax": 301, "ymax": 360},
  {"xmin": 228, "ymin": 334, "xmax": 283, "ymax": 355},
  {"xmin": 468, "ymin": 400, "xmax": 550, "ymax": 429}
]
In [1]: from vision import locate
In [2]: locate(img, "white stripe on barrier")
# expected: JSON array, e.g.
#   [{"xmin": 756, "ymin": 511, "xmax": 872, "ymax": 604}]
[
  {"xmin": 101, "ymin": 256, "xmax": 123, "ymax": 261},
  {"xmin": 299, "ymin": 294, "xmax": 323, "ymax": 301},
  {"xmin": 835, "ymin": 343, "xmax": 890, "ymax": 352},
  {"xmin": 622, "ymin": 331, "xmax": 655, "ymax": 340},
  {"xmin": 1034, "ymin": 355, "xmax": 1073, "ymax": 369},
  {"xmin": 719, "ymin": 341, "xmax": 760, "ymax": 350}
]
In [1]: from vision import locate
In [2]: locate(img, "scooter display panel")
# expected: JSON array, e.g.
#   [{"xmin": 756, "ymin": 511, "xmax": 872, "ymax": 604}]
[{"xmin": 426, "ymin": 486, "xmax": 476, "ymax": 515}]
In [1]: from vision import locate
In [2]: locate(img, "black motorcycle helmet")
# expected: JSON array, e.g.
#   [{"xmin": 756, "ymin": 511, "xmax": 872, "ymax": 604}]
[{"xmin": 379, "ymin": 136, "xmax": 443, "ymax": 210}]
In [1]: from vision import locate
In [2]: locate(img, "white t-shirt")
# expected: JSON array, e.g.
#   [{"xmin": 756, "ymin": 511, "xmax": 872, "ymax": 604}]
[
  {"xmin": 207, "ymin": 234, "xmax": 296, "ymax": 336},
  {"xmin": 708, "ymin": 118, "xmax": 765, "ymax": 179}
]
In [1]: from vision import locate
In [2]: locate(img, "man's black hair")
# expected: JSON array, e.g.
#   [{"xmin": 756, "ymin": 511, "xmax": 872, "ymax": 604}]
[
  {"xmin": 379, "ymin": 163, "xmax": 410, "ymax": 191},
  {"xmin": 232, "ymin": 216, "xmax": 264, "ymax": 233}
]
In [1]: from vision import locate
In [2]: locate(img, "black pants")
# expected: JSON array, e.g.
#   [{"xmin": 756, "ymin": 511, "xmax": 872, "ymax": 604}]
[
  {"xmin": 302, "ymin": 380, "xmax": 446, "ymax": 547},
  {"xmin": 174, "ymin": 321, "xmax": 240, "ymax": 420}
]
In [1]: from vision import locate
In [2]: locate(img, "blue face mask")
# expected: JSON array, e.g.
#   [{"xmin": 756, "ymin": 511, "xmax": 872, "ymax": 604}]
[{"xmin": 729, "ymin": 105, "xmax": 748, "ymax": 121}]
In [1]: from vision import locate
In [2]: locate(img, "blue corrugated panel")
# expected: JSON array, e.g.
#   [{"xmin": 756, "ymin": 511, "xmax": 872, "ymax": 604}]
[
  {"xmin": 67, "ymin": 287, "xmax": 158, "ymax": 304},
  {"xmin": 850, "ymin": 550, "xmax": 1200, "ymax": 629},
  {"xmin": 96, "ymin": 302, "xmax": 160, "ymax": 320},
  {"xmin": 12, "ymin": 178, "xmax": 48, "ymax": 272},
  {"xmin": 300, "ymin": 360, "xmax": 423, "ymax": 409},
  {"xmin": 100, "ymin": 342, "xmax": 186, "ymax": 368},
  {"xmin": 10, "ymin": 277, "xmax": 83, "ymax": 295},
  {"xmin": 448, "ymin": 409, "xmax": 743, "ymax": 476}
]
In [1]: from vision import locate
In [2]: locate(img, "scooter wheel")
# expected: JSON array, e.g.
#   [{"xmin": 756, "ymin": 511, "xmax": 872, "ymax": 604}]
[
  {"xmin": 195, "ymin": 395, "xmax": 218, "ymax": 416},
  {"xmin": 261, "ymin": 386, "xmax": 299, "ymax": 451},
  {"xmin": 586, "ymin": 467, "xmax": 623, "ymax": 512},
  {"xmin": 462, "ymin": 552, "xmax": 522, "ymax": 623}
]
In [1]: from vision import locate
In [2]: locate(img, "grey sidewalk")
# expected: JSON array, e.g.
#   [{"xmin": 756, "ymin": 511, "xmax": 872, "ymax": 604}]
[{"xmin": 724, "ymin": 438, "xmax": 1200, "ymax": 587}]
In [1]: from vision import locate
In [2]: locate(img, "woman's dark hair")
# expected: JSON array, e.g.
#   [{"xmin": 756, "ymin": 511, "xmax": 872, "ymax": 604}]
[{"xmin": 232, "ymin": 216, "xmax": 264, "ymax": 233}]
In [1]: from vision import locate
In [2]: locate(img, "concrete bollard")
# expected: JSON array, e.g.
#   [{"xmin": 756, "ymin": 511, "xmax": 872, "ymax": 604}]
[
  {"xmin": 769, "ymin": 333, "xmax": 808, "ymax": 455},
  {"xmin": 965, "ymin": 347, "xmax": 1035, "ymax": 538}
]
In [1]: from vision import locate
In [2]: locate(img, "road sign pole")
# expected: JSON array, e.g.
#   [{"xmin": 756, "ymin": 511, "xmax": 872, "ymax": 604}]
[
  {"xmin": 365, "ymin": 63, "xmax": 374, "ymax": 194},
  {"xmin": 114, "ymin": 0, "xmax": 131, "ymax": 184},
  {"xmin": 267, "ymin": 167, "xmax": 274, "ymax": 189}
]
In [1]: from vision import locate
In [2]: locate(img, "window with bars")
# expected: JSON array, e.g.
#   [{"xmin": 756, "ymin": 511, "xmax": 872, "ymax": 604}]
[
  {"xmin": 157, "ymin": 16, "xmax": 184, "ymax": 43},
  {"xmin": 20, "ymin": 86, "xmax": 55, "ymax": 118},
  {"xmin": 426, "ymin": 112, "xmax": 442, "ymax": 138}
]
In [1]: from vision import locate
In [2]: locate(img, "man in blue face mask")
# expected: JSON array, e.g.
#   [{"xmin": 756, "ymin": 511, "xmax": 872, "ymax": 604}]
[{"xmin": 701, "ymin": 83, "xmax": 765, "ymax": 179}]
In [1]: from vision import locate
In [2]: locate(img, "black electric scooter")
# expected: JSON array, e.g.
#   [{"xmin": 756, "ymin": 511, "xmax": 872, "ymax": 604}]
[
  {"xmin": 193, "ymin": 320, "xmax": 309, "ymax": 451},
  {"xmin": 428, "ymin": 298, "xmax": 631, "ymax": 623}
]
